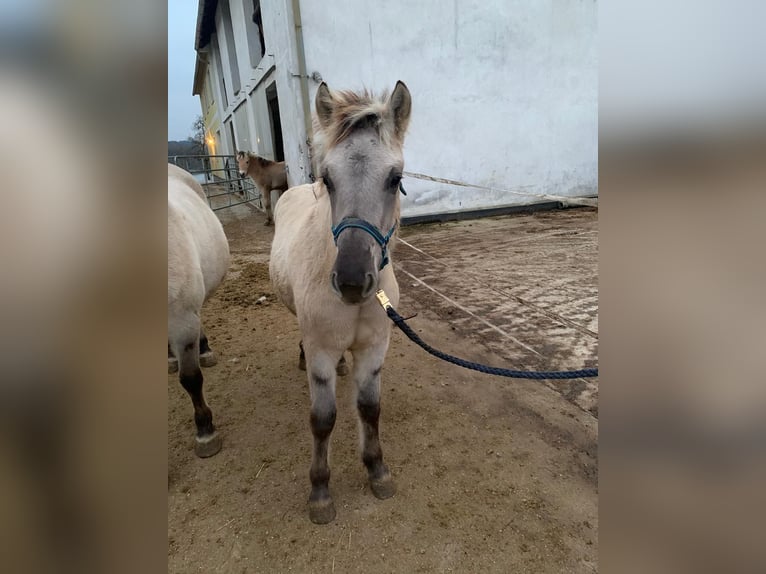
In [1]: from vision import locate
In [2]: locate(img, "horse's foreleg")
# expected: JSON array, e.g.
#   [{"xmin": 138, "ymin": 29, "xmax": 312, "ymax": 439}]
[
  {"xmin": 306, "ymin": 351, "xmax": 339, "ymax": 524},
  {"xmin": 352, "ymin": 346, "xmax": 395, "ymax": 499},
  {"xmin": 261, "ymin": 187, "xmax": 273, "ymax": 226},
  {"xmin": 170, "ymin": 318, "xmax": 222, "ymax": 458}
]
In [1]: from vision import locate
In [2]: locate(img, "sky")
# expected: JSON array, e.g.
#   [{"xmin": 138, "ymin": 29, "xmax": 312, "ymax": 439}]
[{"xmin": 168, "ymin": 0, "xmax": 201, "ymax": 141}]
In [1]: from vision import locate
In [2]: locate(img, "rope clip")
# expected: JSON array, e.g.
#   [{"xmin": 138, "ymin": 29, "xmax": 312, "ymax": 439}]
[{"xmin": 375, "ymin": 289, "xmax": 392, "ymax": 311}]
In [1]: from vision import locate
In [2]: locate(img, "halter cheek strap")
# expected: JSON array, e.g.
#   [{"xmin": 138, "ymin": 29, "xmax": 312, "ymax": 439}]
[{"xmin": 331, "ymin": 218, "xmax": 397, "ymax": 270}]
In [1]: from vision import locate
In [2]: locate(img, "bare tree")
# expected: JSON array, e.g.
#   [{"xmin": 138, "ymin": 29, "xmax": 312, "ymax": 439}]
[{"xmin": 189, "ymin": 116, "xmax": 206, "ymax": 155}]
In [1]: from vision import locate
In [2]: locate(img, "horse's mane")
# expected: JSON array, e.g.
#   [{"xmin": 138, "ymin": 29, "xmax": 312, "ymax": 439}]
[{"xmin": 312, "ymin": 87, "xmax": 404, "ymax": 168}]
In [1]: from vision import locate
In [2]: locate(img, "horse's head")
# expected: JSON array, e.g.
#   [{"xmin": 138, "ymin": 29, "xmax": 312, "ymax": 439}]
[
  {"xmin": 235, "ymin": 151, "xmax": 249, "ymax": 178},
  {"xmin": 314, "ymin": 81, "xmax": 412, "ymax": 304}
]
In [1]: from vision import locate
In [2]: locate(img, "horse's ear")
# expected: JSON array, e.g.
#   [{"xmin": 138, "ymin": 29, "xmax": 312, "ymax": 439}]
[
  {"xmin": 315, "ymin": 83, "xmax": 334, "ymax": 127},
  {"xmin": 388, "ymin": 81, "xmax": 412, "ymax": 138}
]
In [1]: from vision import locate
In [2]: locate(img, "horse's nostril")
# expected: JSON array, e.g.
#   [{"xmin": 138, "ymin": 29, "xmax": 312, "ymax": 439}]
[
  {"xmin": 362, "ymin": 272, "xmax": 375, "ymax": 297},
  {"xmin": 330, "ymin": 272, "xmax": 341, "ymax": 295}
]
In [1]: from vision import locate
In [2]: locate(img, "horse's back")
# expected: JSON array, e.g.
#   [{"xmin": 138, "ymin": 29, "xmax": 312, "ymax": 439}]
[
  {"xmin": 272, "ymin": 162, "xmax": 288, "ymax": 190},
  {"xmin": 168, "ymin": 163, "xmax": 207, "ymax": 200},
  {"xmin": 258, "ymin": 161, "xmax": 287, "ymax": 190},
  {"xmin": 168, "ymin": 171, "xmax": 230, "ymax": 309}
]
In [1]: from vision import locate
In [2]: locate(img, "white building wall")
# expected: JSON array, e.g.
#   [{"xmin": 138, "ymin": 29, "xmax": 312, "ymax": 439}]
[
  {"xmin": 293, "ymin": 0, "xmax": 597, "ymax": 216},
  {"xmin": 199, "ymin": 0, "xmax": 596, "ymax": 216}
]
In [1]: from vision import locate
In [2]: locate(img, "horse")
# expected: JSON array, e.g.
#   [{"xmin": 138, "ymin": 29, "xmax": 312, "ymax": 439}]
[
  {"xmin": 236, "ymin": 151, "xmax": 288, "ymax": 226},
  {"xmin": 168, "ymin": 163, "xmax": 230, "ymax": 458},
  {"xmin": 270, "ymin": 81, "xmax": 412, "ymax": 523}
]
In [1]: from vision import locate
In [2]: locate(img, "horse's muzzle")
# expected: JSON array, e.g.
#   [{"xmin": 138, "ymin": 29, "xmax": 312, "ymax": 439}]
[
  {"xmin": 331, "ymin": 270, "xmax": 376, "ymax": 304},
  {"xmin": 238, "ymin": 171, "xmax": 246, "ymax": 178}
]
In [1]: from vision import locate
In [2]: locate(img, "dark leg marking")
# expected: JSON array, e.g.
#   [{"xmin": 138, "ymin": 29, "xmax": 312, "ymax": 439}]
[
  {"xmin": 180, "ymin": 370, "xmax": 214, "ymax": 437},
  {"xmin": 357, "ymin": 368, "xmax": 395, "ymax": 499},
  {"xmin": 179, "ymin": 368, "xmax": 221, "ymax": 458},
  {"xmin": 311, "ymin": 375, "xmax": 330, "ymax": 387},
  {"xmin": 263, "ymin": 188, "xmax": 273, "ymax": 225},
  {"xmin": 308, "ymin": 406, "xmax": 337, "ymax": 524}
]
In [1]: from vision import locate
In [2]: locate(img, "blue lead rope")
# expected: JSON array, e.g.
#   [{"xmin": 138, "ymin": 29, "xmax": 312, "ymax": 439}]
[{"xmin": 331, "ymin": 218, "xmax": 397, "ymax": 270}]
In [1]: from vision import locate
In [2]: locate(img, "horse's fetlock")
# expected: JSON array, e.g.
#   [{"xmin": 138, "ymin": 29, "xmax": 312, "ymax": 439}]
[
  {"xmin": 309, "ymin": 466, "xmax": 331, "ymax": 488},
  {"xmin": 193, "ymin": 408, "xmax": 214, "ymax": 436},
  {"xmin": 362, "ymin": 449, "xmax": 383, "ymax": 471}
]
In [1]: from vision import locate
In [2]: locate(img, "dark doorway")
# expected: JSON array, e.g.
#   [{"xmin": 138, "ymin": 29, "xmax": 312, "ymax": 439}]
[{"xmin": 265, "ymin": 82, "xmax": 284, "ymax": 162}]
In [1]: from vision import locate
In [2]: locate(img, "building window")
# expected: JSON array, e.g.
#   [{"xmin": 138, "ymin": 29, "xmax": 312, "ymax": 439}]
[
  {"xmin": 213, "ymin": 37, "xmax": 228, "ymax": 109},
  {"xmin": 206, "ymin": 69, "xmax": 214, "ymax": 107},
  {"xmin": 246, "ymin": 0, "xmax": 265, "ymax": 68},
  {"xmin": 221, "ymin": 0, "xmax": 241, "ymax": 95}
]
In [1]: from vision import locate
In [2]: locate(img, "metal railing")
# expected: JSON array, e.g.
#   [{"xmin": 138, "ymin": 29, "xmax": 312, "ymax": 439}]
[{"xmin": 168, "ymin": 154, "xmax": 263, "ymax": 212}]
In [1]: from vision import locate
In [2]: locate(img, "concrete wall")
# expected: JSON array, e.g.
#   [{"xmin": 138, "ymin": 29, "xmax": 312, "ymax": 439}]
[{"xmin": 295, "ymin": 0, "xmax": 598, "ymax": 217}]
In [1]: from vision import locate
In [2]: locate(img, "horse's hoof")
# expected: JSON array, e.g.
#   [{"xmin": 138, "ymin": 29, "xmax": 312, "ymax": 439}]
[
  {"xmin": 199, "ymin": 351, "xmax": 217, "ymax": 368},
  {"xmin": 370, "ymin": 474, "xmax": 396, "ymax": 500},
  {"xmin": 308, "ymin": 499, "xmax": 336, "ymax": 524},
  {"xmin": 194, "ymin": 433, "xmax": 222, "ymax": 458},
  {"xmin": 168, "ymin": 357, "xmax": 178, "ymax": 374},
  {"xmin": 336, "ymin": 362, "xmax": 349, "ymax": 376}
]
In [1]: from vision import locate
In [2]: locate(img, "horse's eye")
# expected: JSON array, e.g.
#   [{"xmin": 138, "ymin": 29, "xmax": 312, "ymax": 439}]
[{"xmin": 389, "ymin": 174, "xmax": 402, "ymax": 191}]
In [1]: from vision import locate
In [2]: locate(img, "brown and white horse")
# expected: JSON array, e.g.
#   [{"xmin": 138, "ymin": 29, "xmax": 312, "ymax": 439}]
[
  {"xmin": 270, "ymin": 81, "xmax": 411, "ymax": 523},
  {"xmin": 236, "ymin": 151, "xmax": 288, "ymax": 225},
  {"xmin": 168, "ymin": 163, "xmax": 230, "ymax": 457}
]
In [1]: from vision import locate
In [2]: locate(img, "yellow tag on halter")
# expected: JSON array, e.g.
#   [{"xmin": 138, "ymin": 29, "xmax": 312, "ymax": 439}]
[{"xmin": 375, "ymin": 289, "xmax": 392, "ymax": 310}]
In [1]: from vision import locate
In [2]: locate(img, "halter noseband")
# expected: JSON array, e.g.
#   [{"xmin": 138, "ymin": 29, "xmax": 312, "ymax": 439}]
[{"xmin": 331, "ymin": 218, "xmax": 397, "ymax": 270}]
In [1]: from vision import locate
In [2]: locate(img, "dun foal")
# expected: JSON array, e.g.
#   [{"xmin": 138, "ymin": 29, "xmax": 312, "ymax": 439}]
[
  {"xmin": 236, "ymin": 151, "xmax": 288, "ymax": 225},
  {"xmin": 270, "ymin": 81, "xmax": 411, "ymax": 523}
]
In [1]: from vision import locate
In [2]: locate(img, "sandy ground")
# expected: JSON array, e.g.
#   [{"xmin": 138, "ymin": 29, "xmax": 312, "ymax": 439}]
[{"xmin": 168, "ymin": 201, "xmax": 598, "ymax": 573}]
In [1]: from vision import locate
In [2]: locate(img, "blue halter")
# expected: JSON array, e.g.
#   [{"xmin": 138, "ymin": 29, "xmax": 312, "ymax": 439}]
[{"xmin": 331, "ymin": 217, "xmax": 397, "ymax": 270}]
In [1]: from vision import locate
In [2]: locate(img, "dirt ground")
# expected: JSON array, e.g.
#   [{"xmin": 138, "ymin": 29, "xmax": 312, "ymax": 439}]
[{"xmin": 168, "ymin": 201, "xmax": 598, "ymax": 573}]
